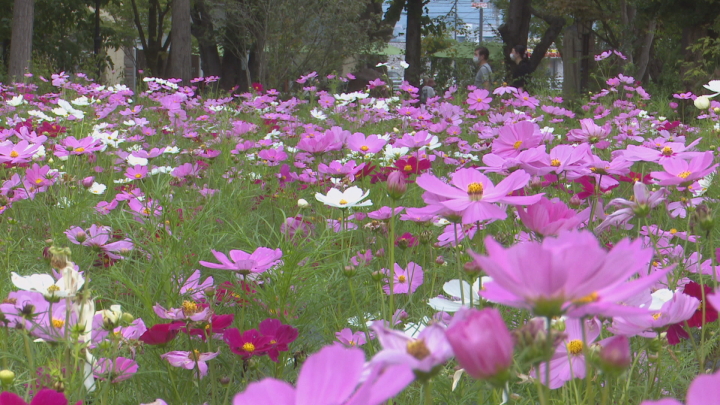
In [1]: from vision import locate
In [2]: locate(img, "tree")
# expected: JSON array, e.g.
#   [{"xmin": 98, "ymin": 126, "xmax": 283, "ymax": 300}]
[
  {"xmin": 169, "ymin": 0, "xmax": 191, "ymax": 83},
  {"xmin": 404, "ymin": 0, "xmax": 424, "ymax": 86},
  {"xmin": 129, "ymin": 0, "xmax": 172, "ymax": 77},
  {"xmin": 8, "ymin": 0, "xmax": 34, "ymax": 81}
]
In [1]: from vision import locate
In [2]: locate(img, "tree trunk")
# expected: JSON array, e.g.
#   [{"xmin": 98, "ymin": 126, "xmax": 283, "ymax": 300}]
[
  {"xmin": 169, "ymin": 0, "xmax": 192, "ymax": 84},
  {"xmin": 498, "ymin": 0, "xmax": 531, "ymax": 73},
  {"xmin": 635, "ymin": 18, "xmax": 657, "ymax": 83},
  {"xmin": 191, "ymin": 0, "xmax": 221, "ymax": 79},
  {"xmin": 404, "ymin": 0, "xmax": 423, "ymax": 87},
  {"xmin": 220, "ymin": 50, "xmax": 242, "ymax": 91},
  {"xmin": 8, "ymin": 0, "xmax": 34, "ymax": 81},
  {"xmin": 528, "ymin": 7, "xmax": 565, "ymax": 74},
  {"xmin": 562, "ymin": 23, "xmax": 581, "ymax": 100}
]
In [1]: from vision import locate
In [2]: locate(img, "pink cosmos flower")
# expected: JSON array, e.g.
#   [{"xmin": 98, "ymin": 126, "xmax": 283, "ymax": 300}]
[
  {"xmin": 161, "ymin": 350, "xmax": 219, "ymax": 378},
  {"xmin": 623, "ymin": 139, "xmax": 701, "ymax": 162},
  {"xmin": 153, "ymin": 301, "xmax": 211, "ymax": 322},
  {"xmin": 640, "ymin": 369, "xmax": 720, "ymax": 405},
  {"xmin": 346, "ymin": 133, "xmax": 387, "ymax": 154},
  {"xmin": 567, "ymin": 118, "xmax": 612, "ymax": 147},
  {"xmin": 534, "ymin": 318, "xmax": 601, "ymax": 389},
  {"xmin": 651, "ymin": 152, "xmax": 718, "ymax": 186},
  {"xmin": 471, "ymin": 230, "xmax": 670, "ymax": 317},
  {"xmin": 610, "ymin": 291, "xmax": 700, "ymax": 337},
  {"xmin": 516, "ymin": 197, "xmax": 582, "ymax": 237},
  {"xmin": 93, "ymin": 357, "xmax": 139, "ymax": 383},
  {"xmin": 58, "ymin": 136, "xmax": 105, "ymax": 156},
  {"xmin": 382, "ymin": 262, "xmax": 424, "ymax": 295},
  {"xmin": 199, "ymin": 247, "xmax": 283, "ymax": 275},
  {"xmin": 491, "ymin": 121, "xmax": 543, "ymax": 157},
  {"xmin": 416, "ymin": 168, "xmax": 542, "ymax": 224},
  {"xmin": 467, "ymin": 89, "xmax": 493, "ymax": 111},
  {"xmin": 336, "ymin": 328, "xmax": 368, "ymax": 347},
  {"xmin": 233, "ymin": 344, "xmax": 414, "ymax": 405},
  {"xmin": 596, "ymin": 182, "xmax": 667, "ymax": 232},
  {"xmin": 0, "ymin": 140, "xmax": 42, "ymax": 164},
  {"xmin": 178, "ymin": 269, "xmax": 214, "ymax": 300},
  {"xmin": 125, "ymin": 165, "xmax": 148, "ymax": 180},
  {"xmin": 370, "ymin": 321, "xmax": 452, "ymax": 374}
]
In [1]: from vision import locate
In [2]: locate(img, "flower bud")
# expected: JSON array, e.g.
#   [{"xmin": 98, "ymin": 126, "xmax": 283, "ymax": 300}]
[
  {"xmin": 715, "ymin": 107, "xmax": 720, "ymax": 114},
  {"xmin": 387, "ymin": 171, "xmax": 407, "ymax": 200},
  {"xmin": 0, "ymin": 369, "xmax": 15, "ymax": 386},
  {"xmin": 81, "ymin": 176, "xmax": 95, "ymax": 188},
  {"xmin": 48, "ymin": 246, "xmax": 72, "ymax": 270},
  {"xmin": 695, "ymin": 96, "xmax": 711, "ymax": 110},
  {"xmin": 446, "ymin": 308, "xmax": 513, "ymax": 386},
  {"xmin": 569, "ymin": 194, "xmax": 582, "ymax": 208},
  {"xmin": 370, "ymin": 270, "xmax": 385, "ymax": 282},
  {"xmin": 692, "ymin": 204, "xmax": 714, "ymax": 233},
  {"xmin": 297, "ymin": 199, "xmax": 309, "ymax": 208},
  {"xmin": 435, "ymin": 256, "xmax": 445, "ymax": 265},
  {"xmin": 343, "ymin": 265, "xmax": 357, "ymax": 278},
  {"xmin": 463, "ymin": 260, "xmax": 482, "ymax": 274},
  {"xmin": 598, "ymin": 335, "xmax": 631, "ymax": 374}
]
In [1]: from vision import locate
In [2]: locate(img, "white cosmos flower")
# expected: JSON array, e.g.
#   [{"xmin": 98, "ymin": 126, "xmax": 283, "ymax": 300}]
[
  {"xmin": 163, "ymin": 146, "xmax": 180, "ymax": 154},
  {"xmin": 400, "ymin": 61, "xmax": 410, "ymax": 69},
  {"xmin": 704, "ymin": 80, "xmax": 720, "ymax": 97},
  {"xmin": 310, "ymin": 108, "xmax": 327, "ymax": 120},
  {"xmin": 126, "ymin": 155, "xmax": 148, "ymax": 166},
  {"xmin": 54, "ymin": 99, "xmax": 85, "ymax": 119},
  {"xmin": 97, "ymin": 304, "xmax": 123, "ymax": 326},
  {"xmin": 694, "ymin": 173, "xmax": 714, "ymax": 197},
  {"xmin": 315, "ymin": 186, "xmax": 372, "ymax": 209},
  {"xmin": 88, "ymin": 182, "xmax": 107, "ymax": 195},
  {"xmin": 71, "ymin": 96, "xmax": 90, "ymax": 106},
  {"xmin": 427, "ymin": 277, "xmax": 493, "ymax": 312},
  {"xmin": 7, "ymin": 95, "xmax": 26, "ymax": 106},
  {"xmin": 11, "ymin": 271, "xmax": 84, "ymax": 299}
]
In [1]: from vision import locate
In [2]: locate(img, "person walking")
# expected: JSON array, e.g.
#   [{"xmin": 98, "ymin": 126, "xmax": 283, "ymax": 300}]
[
  {"xmin": 420, "ymin": 77, "xmax": 436, "ymax": 104},
  {"xmin": 474, "ymin": 46, "xmax": 493, "ymax": 91},
  {"xmin": 510, "ymin": 45, "xmax": 532, "ymax": 92}
]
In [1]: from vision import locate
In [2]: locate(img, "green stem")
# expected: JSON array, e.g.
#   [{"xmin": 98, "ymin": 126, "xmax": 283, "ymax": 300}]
[
  {"xmin": 388, "ymin": 199, "xmax": 396, "ymax": 321},
  {"xmin": 601, "ymin": 377, "xmax": 611, "ymax": 405},
  {"xmin": 423, "ymin": 380, "xmax": 433, "ymax": 405},
  {"xmin": 453, "ymin": 223, "xmax": 466, "ymax": 306}
]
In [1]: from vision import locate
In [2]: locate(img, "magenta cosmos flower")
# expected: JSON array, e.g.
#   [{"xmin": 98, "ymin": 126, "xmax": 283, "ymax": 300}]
[
  {"xmin": 382, "ymin": 262, "xmax": 423, "ymax": 295},
  {"xmin": 233, "ymin": 344, "xmax": 414, "ymax": 405},
  {"xmin": 491, "ymin": 121, "xmax": 542, "ymax": 158},
  {"xmin": 470, "ymin": 230, "xmax": 670, "ymax": 317},
  {"xmin": 596, "ymin": 181, "xmax": 667, "ymax": 232},
  {"xmin": 651, "ymin": 152, "xmax": 718, "ymax": 186},
  {"xmin": 466, "ymin": 89, "xmax": 493, "ymax": 111},
  {"xmin": 93, "ymin": 357, "xmax": 139, "ymax": 383},
  {"xmin": 0, "ymin": 389, "xmax": 69, "ymax": 405},
  {"xmin": 199, "ymin": 247, "xmax": 283, "ymax": 275},
  {"xmin": 416, "ymin": 169, "xmax": 542, "ymax": 224},
  {"xmin": 640, "ymin": 368, "xmax": 720, "ymax": 405}
]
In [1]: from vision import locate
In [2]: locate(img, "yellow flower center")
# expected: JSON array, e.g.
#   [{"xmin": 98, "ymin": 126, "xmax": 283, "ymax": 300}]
[
  {"xmin": 134, "ymin": 173, "xmax": 142, "ymax": 179},
  {"xmin": 566, "ymin": 339, "xmax": 583, "ymax": 355},
  {"xmin": 398, "ymin": 275, "xmax": 407, "ymax": 283},
  {"xmin": 35, "ymin": 178, "xmax": 43, "ymax": 184},
  {"xmin": 47, "ymin": 285, "xmax": 60, "ymax": 293},
  {"xmin": 182, "ymin": 300, "xmax": 198, "ymax": 316},
  {"xmin": 661, "ymin": 146, "xmax": 673, "ymax": 156},
  {"xmin": 406, "ymin": 339, "xmax": 431, "ymax": 360},
  {"xmin": 242, "ymin": 342, "xmax": 255, "ymax": 352},
  {"xmin": 190, "ymin": 349, "xmax": 201, "ymax": 361},
  {"xmin": 270, "ymin": 339, "xmax": 277, "ymax": 344},
  {"xmin": 404, "ymin": 165, "xmax": 413, "ymax": 172},
  {"xmin": 360, "ymin": 145, "xmax": 369, "ymax": 152},
  {"xmin": 349, "ymin": 341, "xmax": 356, "ymax": 346},
  {"xmin": 678, "ymin": 171, "xmax": 691, "ymax": 179},
  {"xmin": 513, "ymin": 140, "xmax": 523, "ymax": 149},
  {"xmin": 669, "ymin": 228, "xmax": 678, "ymax": 234},
  {"xmin": 550, "ymin": 159, "xmax": 561, "ymax": 167},
  {"xmin": 652, "ymin": 313, "xmax": 662, "ymax": 320},
  {"xmin": 74, "ymin": 147, "xmax": 85, "ymax": 153},
  {"xmin": 338, "ymin": 199, "xmax": 348, "ymax": 205},
  {"xmin": 52, "ymin": 318, "xmax": 65, "ymax": 328},
  {"xmin": 467, "ymin": 182, "xmax": 484, "ymax": 201},
  {"xmin": 573, "ymin": 292, "xmax": 599, "ymax": 305},
  {"xmin": 9, "ymin": 151, "xmax": 18, "ymax": 158}
]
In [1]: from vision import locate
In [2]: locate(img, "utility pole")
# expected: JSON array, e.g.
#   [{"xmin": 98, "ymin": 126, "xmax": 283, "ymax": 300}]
[
  {"xmin": 471, "ymin": 2, "xmax": 488, "ymax": 43},
  {"xmin": 453, "ymin": 0, "xmax": 458, "ymax": 40}
]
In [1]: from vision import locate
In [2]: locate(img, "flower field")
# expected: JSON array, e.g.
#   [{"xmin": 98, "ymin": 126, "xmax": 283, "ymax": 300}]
[{"xmin": 2, "ymin": 55, "xmax": 720, "ymax": 404}]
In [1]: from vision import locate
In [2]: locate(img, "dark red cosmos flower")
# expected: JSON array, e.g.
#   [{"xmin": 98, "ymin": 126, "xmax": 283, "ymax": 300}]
[
  {"xmin": 224, "ymin": 328, "xmax": 272, "ymax": 359},
  {"xmin": 258, "ymin": 319, "xmax": 299, "ymax": 362},
  {"xmin": 252, "ymin": 83, "xmax": 264, "ymax": 93},
  {"xmin": 393, "ymin": 156, "xmax": 431, "ymax": 176},
  {"xmin": 187, "ymin": 314, "xmax": 235, "ymax": 340},
  {"xmin": 36, "ymin": 121, "xmax": 66, "ymax": 138},
  {"xmin": 0, "ymin": 389, "xmax": 72, "ymax": 405},
  {"xmin": 666, "ymin": 282, "xmax": 717, "ymax": 345},
  {"xmin": 616, "ymin": 172, "xmax": 653, "ymax": 185},
  {"xmin": 575, "ymin": 176, "xmax": 619, "ymax": 200},
  {"xmin": 683, "ymin": 282, "xmax": 717, "ymax": 327},
  {"xmin": 139, "ymin": 322, "xmax": 183, "ymax": 345},
  {"xmin": 658, "ymin": 120, "xmax": 681, "ymax": 132}
]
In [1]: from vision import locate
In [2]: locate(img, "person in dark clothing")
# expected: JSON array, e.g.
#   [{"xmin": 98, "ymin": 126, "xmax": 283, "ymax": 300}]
[{"xmin": 510, "ymin": 45, "xmax": 532, "ymax": 91}]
